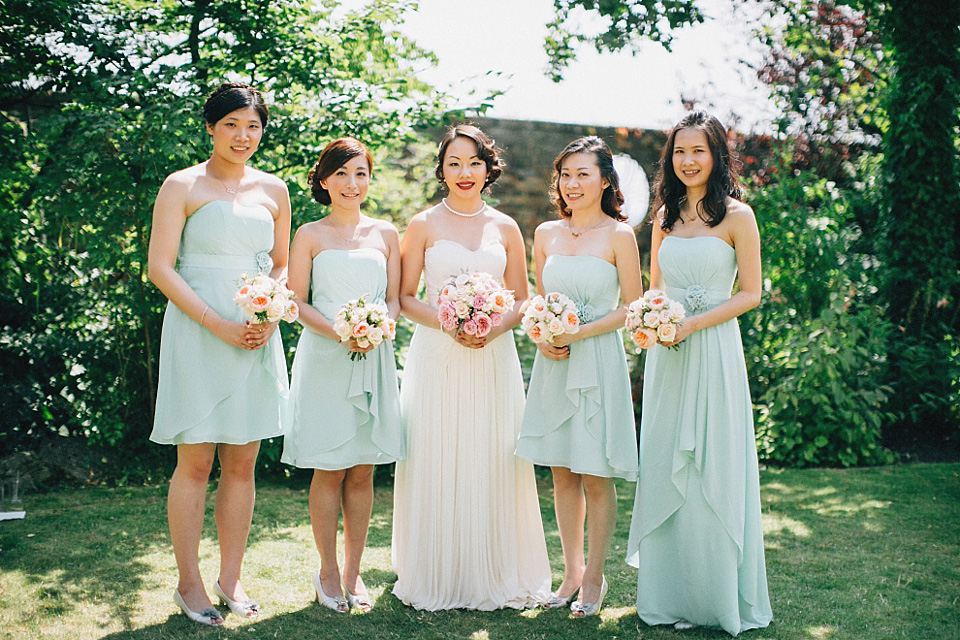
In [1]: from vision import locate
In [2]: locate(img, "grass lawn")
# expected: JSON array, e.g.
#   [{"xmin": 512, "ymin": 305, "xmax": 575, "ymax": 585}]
[{"xmin": 1, "ymin": 463, "xmax": 958, "ymax": 640}]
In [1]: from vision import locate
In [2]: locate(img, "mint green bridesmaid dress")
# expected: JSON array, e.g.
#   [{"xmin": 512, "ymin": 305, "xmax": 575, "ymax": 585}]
[
  {"xmin": 516, "ymin": 254, "xmax": 638, "ymax": 481},
  {"xmin": 626, "ymin": 235, "xmax": 772, "ymax": 636},
  {"xmin": 281, "ymin": 248, "xmax": 403, "ymax": 470},
  {"xmin": 150, "ymin": 200, "xmax": 289, "ymax": 445}
]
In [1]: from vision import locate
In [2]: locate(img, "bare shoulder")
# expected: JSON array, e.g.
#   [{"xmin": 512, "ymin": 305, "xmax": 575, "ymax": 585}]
[
  {"xmin": 293, "ymin": 219, "xmax": 325, "ymax": 242},
  {"xmin": 487, "ymin": 206, "xmax": 521, "ymax": 230},
  {"xmin": 724, "ymin": 198, "xmax": 758, "ymax": 232},
  {"xmin": 160, "ymin": 164, "xmax": 202, "ymax": 192},
  {"xmin": 370, "ymin": 216, "xmax": 400, "ymax": 239}
]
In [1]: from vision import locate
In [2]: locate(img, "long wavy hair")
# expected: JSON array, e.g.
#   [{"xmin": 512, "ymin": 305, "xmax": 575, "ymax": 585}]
[
  {"xmin": 653, "ymin": 111, "xmax": 743, "ymax": 232},
  {"xmin": 551, "ymin": 136, "xmax": 625, "ymax": 221}
]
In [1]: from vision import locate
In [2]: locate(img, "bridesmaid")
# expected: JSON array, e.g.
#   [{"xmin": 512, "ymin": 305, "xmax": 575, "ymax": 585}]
[
  {"xmin": 517, "ymin": 136, "xmax": 642, "ymax": 617},
  {"xmin": 281, "ymin": 138, "xmax": 403, "ymax": 613},
  {"xmin": 148, "ymin": 83, "xmax": 291, "ymax": 625},
  {"xmin": 391, "ymin": 124, "xmax": 551, "ymax": 610},
  {"xmin": 626, "ymin": 111, "xmax": 772, "ymax": 635}
]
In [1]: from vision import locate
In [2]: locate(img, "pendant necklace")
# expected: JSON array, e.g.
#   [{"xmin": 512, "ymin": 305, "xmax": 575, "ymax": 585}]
[
  {"xmin": 330, "ymin": 219, "xmax": 361, "ymax": 247},
  {"xmin": 567, "ymin": 217, "xmax": 607, "ymax": 238},
  {"xmin": 442, "ymin": 198, "xmax": 487, "ymax": 218},
  {"xmin": 209, "ymin": 164, "xmax": 241, "ymax": 195}
]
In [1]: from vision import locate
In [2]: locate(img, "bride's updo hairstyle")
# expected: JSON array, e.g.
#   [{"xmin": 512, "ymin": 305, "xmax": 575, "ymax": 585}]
[
  {"xmin": 202, "ymin": 82, "xmax": 269, "ymax": 128},
  {"xmin": 307, "ymin": 137, "xmax": 374, "ymax": 205},
  {"xmin": 654, "ymin": 111, "xmax": 744, "ymax": 232},
  {"xmin": 551, "ymin": 136, "xmax": 625, "ymax": 221},
  {"xmin": 434, "ymin": 124, "xmax": 505, "ymax": 192}
]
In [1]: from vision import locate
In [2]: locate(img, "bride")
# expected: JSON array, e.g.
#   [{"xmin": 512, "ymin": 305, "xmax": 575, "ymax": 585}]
[{"xmin": 391, "ymin": 124, "xmax": 551, "ymax": 610}]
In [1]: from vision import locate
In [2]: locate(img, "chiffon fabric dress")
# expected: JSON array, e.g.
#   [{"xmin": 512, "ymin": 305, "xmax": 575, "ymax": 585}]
[
  {"xmin": 626, "ymin": 235, "xmax": 772, "ymax": 636},
  {"xmin": 516, "ymin": 254, "xmax": 638, "ymax": 481},
  {"xmin": 392, "ymin": 239, "xmax": 551, "ymax": 610},
  {"xmin": 281, "ymin": 248, "xmax": 403, "ymax": 469},
  {"xmin": 150, "ymin": 200, "xmax": 288, "ymax": 445}
]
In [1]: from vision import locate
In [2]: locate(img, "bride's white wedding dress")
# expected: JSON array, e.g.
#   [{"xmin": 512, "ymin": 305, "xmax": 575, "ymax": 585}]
[{"xmin": 392, "ymin": 239, "xmax": 551, "ymax": 610}]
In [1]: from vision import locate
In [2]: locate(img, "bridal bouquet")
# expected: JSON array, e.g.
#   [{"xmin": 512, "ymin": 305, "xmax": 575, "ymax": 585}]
[
  {"xmin": 520, "ymin": 292, "xmax": 580, "ymax": 344},
  {"xmin": 234, "ymin": 273, "xmax": 299, "ymax": 324},
  {"xmin": 437, "ymin": 272, "xmax": 514, "ymax": 338},
  {"xmin": 333, "ymin": 295, "xmax": 397, "ymax": 361},
  {"xmin": 624, "ymin": 289, "xmax": 685, "ymax": 351}
]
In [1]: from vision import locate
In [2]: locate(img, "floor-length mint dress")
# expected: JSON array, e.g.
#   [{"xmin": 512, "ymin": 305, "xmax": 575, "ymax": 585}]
[
  {"xmin": 626, "ymin": 235, "xmax": 772, "ymax": 636},
  {"xmin": 281, "ymin": 248, "xmax": 403, "ymax": 469},
  {"xmin": 150, "ymin": 200, "xmax": 288, "ymax": 445},
  {"xmin": 516, "ymin": 254, "xmax": 638, "ymax": 481}
]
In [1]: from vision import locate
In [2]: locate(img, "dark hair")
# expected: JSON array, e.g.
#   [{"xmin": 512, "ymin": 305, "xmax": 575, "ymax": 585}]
[
  {"xmin": 307, "ymin": 138, "xmax": 374, "ymax": 205},
  {"xmin": 551, "ymin": 136, "xmax": 625, "ymax": 221},
  {"xmin": 653, "ymin": 111, "xmax": 743, "ymax": 232},
  {"xmin": 202, "ymin": 82, "xmax": 268, "ymax": 128},
  {"xmin": 434, "ymin": 124, "xmax": 505, "ymax": 191}
]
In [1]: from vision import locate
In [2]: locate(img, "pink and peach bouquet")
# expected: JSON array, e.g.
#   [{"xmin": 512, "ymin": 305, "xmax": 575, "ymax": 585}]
[
  {"xmin": 624, "ymin": 289, "xmax": 685, "ymax": 351},
  {"xmin": 436, "ymin": 272, "xmax": 515, "ymax": 338},
  {"xmin": 234, "ymin": 273, "xmax": 299, "ymax": 324},
  {"xmin": 333, "ymin": 295, "xmax": 396, "ymax": 361},
  {"xmin": 520, "ymin": 292, "xmax": 580, "ymax": 344}
]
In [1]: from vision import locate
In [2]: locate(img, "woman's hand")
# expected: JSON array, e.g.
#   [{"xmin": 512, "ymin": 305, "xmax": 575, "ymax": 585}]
[
  {"xmin": 243, "ymin": 321, "xmax": 277, "ymax": 350},
  {"xmin": 445, "ymin": 325, "xmax": 488, "ymax": 349},
  {"xmin": 658, "ymin": 318, "xmax": 692, "ymax": 349},
  {"xmin": 342, "ymin": 337, "xmax": 377, "ymax": 355},
  {"xmin": 538, "ymin": 340, "xmax": 570, "ymax": 361}
]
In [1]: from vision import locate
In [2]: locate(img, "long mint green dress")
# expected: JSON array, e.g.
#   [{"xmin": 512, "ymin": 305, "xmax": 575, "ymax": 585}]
[
  {"xmin": 281, "ymin": 248, "xmax": 403, "ymax": 470},
  {"xmin": 150, "ymin": 200, "xmax": 288, "ymax": 445},
  {"xmin": 516, "ymin": 254, "xmax": 638, "ymax": 481},
  {"xmin": 626, "ymin": 235, "xmax": 772, "ymax": 636}
]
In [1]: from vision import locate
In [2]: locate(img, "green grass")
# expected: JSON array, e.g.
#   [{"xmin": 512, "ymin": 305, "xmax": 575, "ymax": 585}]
[{"xmin": 1, "ymin": 463, "xmax": 958, "ymax": 639}]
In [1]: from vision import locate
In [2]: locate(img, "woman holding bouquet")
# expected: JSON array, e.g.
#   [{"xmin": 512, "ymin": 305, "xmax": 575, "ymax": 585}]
[
  {"xmin": 392, "ymin": 124, "xmax": 551, "ymax": 610},
  {"xmin": 626, "ymin": 112, "xmax": 772, "ymax": 635},
  {"xmin": 516, "ymin": 136, "xmax": 642, "ymax": 617},
  {"xmin": 148, "ymin": 83, "xmax": 291, "ymax": 625},
  {"xmin": 281, "ymin": 138, "xmax": 403, "ymax": 613}
]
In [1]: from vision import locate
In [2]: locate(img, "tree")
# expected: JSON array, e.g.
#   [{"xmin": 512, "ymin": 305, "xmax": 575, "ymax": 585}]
[
  {"xmin": 544, "ymin": 0, "xmax": 703, "ymax": 81},
  {"xmin": 0, "ymin": 0, "xmax": 450, "ymax": 477}
]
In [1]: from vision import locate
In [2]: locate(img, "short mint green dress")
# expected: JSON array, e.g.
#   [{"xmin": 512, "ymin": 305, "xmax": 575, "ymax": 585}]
[
  {"xmin": 150, "ymin": 200, "xmax": 289, "ymax": 445},
  {"xmin": 626, "ymin": 236, "xmax": 772, "ymax": 636},
  {"xmin": 516, "ymin": 254, "xmax": 638, "ymax": 481},
  {"xmin": 281, "ymin": 248, "xmax": 403, "ymax": 470}
]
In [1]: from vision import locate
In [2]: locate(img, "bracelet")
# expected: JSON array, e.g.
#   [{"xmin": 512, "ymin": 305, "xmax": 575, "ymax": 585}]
[{"xmin": 200, "ymin": 306, "xmax": 209, "ymax": 327}]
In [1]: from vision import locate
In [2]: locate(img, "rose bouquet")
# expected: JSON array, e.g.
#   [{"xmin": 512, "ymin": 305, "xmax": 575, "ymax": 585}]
[
  {"xmin": 520, "ymin": 292, "xmax": 580, "ymax": 344},
  {"xmin": 436, "ymin": 272, "xmax": 515, "ymax": 338},
  {"xmin": 624, "ymin": 289, "xmax": 685, "ymax": 351},
  {"xmin": 234, "ymin": 273, "xmax": 299, "ymax": 324},
  {"xmin": 333, "ymin": 295, "xmax": 397, "ymax": 361}
]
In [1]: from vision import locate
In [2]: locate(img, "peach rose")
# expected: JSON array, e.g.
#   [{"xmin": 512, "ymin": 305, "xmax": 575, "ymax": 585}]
[{"xmin": 632, "ymin": 328, "xmax": 657, "ymax": 349}]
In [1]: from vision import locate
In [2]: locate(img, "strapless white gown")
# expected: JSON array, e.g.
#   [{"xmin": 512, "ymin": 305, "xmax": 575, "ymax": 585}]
[{"xmin": 391, "ymin": 239, "xmax": 551, "ymax": 610}]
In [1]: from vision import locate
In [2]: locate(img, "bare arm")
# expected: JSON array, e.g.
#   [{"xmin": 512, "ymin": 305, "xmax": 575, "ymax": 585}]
[
  {"xmin": 287, "ymin": 225, "xmax": 340, "ymax": 342},
  {"xmin": 398, "ymin": 214, "xmax": 441, "ymax": 329}
]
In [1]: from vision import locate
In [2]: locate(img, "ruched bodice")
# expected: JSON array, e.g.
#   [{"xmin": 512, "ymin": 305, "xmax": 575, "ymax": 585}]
[
  {"xmin": 309, "ymin": 248, "xmax": 388, "ymax": 319},
  {"xmin": 659, "ymin": 235, "xmax": 736, "ymax": 314},
  {"xmin": 423, "ymin": 239, "xmax": 507, "ymax": 307}
]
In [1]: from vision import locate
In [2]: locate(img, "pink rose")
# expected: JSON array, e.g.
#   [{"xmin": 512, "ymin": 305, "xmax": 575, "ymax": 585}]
[
  {"xmin": 528, "ymin": 322, "xmax": 546, "ymax": 343},
  {"xmin": 283, "ymin": 301, "xmax": 300, "ymax": 323},
  {"xmin": 438, "ymin": 302, "xmax": 458, "ymax": 331},
  {"xmin": 473, "ymin": 312, "xmax": 492, "ymax": 337},
  {"xmin": 489, "ymin": 312, "xmax": 503, "ymax": 327},
  {"xmin": 462, "ymin": 319, "xmax": 479, "ymax": 336}
]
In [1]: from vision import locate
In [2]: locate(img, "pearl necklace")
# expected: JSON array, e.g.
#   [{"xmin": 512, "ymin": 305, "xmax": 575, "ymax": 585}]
[
  {"xmin": 566, "ymin": 217, "xmax": 607, "ymax": 238},
  {"xmin": 442, "ymin": 198, "xmax": 487, "ymax": 218}
]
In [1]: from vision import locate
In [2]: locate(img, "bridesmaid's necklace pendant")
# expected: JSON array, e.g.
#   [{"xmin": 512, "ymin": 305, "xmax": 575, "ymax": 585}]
[
  {"xmin": 566, "ymin": 218, "xmax": 606, "ymax": 238},
  {"xmin": 442, "ymin": 198, "xmax": 486, "ymax": 218}
]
